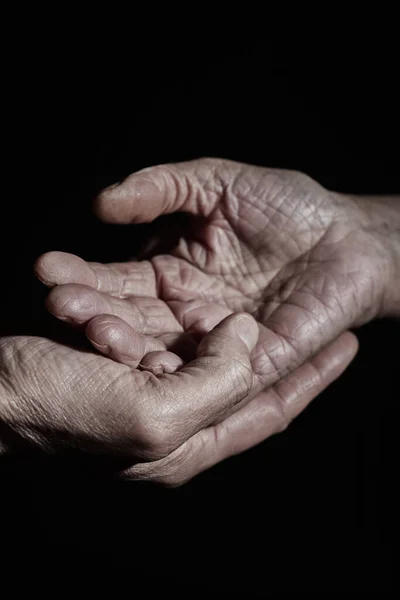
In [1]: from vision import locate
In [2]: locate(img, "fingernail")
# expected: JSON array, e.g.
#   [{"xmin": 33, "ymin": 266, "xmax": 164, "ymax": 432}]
[
  {"xmin": 139, "ymin": 363, "xmax": 163, "ymax": 376},
  {"xmin": 88, "ymin": 339, "xmax": 111, "ymax": 355},
  {"xmin": 233, "ymin": 314, "xmax": 259, "ymax": 352}
]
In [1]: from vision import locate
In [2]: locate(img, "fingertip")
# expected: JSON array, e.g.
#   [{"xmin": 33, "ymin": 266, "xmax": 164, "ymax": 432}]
[
  {"xmin": 93, "ymin": 185, "xmax": 126, "ymax": 223},
  {"xmin": 312, "ymin": 330, "xmax": 359, "ymax": 385},
  {"xmin": 93, "ymin": 180, "xmax": 138, "ymax": 224},
  {"xmin": 34, "ymin": 251, "xmax": 94, "ymax": 287},
  {"xmin": 93, "ymin": 176, "xmax": 162, "ymax": 224},
  {"xmin": 45, "ymin": 284, "xmax": 72, "ymax": 317},
  {"xmin": 140, "ymin": 350, "xmax": 185, "ymax": 374},
  {"xmin": 196, "ymin": 312, "xmax": 259, "ymax": 366},
  {"xmin": 86, "ymin": 314, "xmax": 146, "ymax": 366},
  {"xmin": 34, "ymin": 251, "xmax": 67, "ymax": 285},
  {"xmin": 85, "ymin": 314, "xmax": 125, "ymax": 347},
  {"xmin": 336, "ymin": 330, "xmax": 359, "ymax": 361},
  {"xmin": 231, "ymin": 313, "xmax": 259, "ymax": 352},
  {"xmin": 45, "ymin": 284, "xmax": 97, "ymax": 322}
]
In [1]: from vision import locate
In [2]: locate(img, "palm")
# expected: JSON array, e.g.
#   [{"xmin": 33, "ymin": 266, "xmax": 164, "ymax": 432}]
[
  {"xmin": 38, "ymin": 162, "xmax": 383, "ymax": 387},
  {"xmin": 143, "ymin": 165, "xmax": 383, "ymax": 381}
]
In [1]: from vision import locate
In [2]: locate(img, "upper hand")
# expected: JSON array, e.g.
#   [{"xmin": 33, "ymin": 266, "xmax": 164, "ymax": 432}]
[{"xmin": 37, "ymin": 159, "xmax": 394, "ymax": 387}]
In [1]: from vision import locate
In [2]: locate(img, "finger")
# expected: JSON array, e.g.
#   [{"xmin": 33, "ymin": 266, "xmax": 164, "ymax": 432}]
[
  {"xmin": 87, "ymin": 315, "xmax": 195, "ymax": 368},
  {"xmin": 145, "ymin": 313, "xmax": 259, "ymax": 449},
  {"xmin": 207, "ymin": 331, "xmax": 359, "ymax": 457},
  {"xmin": 46, "ymin": 283, "xmax": 182, "ymax": 335},
  {"xmin": 94, "ymin": 158, "xmax": 236, "ymax": 224},
  {"xmin": 35, "ymin": 251, "xmax": 232, "ymax": 309},
  {"xmin": 125, "ymin": 331, "xmax": 358, "ymax": 485},
  {"xmin": 86, "ymin": 315, "xmax": 166, "ymax": 368},
  {"xmin": 168, "ymin": 299, "xmax": 232, "ymax": 340},
  {"xmin": 35, "ymin": 251, "xmax": 157, "ymax": 298},
  {"xmin": 140, "ymin": 351, "xmax": 185, "ymax": 375}
]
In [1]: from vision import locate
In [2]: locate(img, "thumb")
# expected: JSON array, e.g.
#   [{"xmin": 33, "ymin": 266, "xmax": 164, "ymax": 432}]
[
  {"xmin": 94, "ymin": 158, "xmax": 233, "ymax": 224},
  {"xmin": 158, "ymin": 312, "xmax": 259, "ymax": 448},
  {"xmin": 196, "ymin": 311, "xmax": 259, "ymax": 365}
]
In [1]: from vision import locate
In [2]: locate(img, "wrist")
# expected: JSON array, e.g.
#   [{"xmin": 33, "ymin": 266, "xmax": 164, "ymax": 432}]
[
  {"xmin": 0, "ymin": 339, "xmax": 23, "ymax": 455},
  {"xmin": 0, "ymin": 373, "xmax": 10, "ymax": 454},
  {"xmin": 353, "ymin": 195, "xmax": 400, "ymax": 318},
  {"xmin": 384, "ymin": 231, "xmax": 400, "ymax": 317}
]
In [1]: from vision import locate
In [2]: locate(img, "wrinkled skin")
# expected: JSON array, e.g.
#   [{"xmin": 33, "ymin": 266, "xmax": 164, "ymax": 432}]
[
  {"xmin": 38, "ymin": 159, "xmax": 399, "ymax": 379},
  {"xmin": 0, "ymin": 313, "xmax": 262, "ymax": 461},
  {"xmin": 1, "ymin": 159, "xmax": 398, "ymax": 484}
]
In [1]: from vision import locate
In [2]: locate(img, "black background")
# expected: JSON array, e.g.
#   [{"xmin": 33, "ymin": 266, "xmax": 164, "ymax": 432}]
[{"xmin": 1, "ymin": 21, "xmax": 397, "ymax": 594}]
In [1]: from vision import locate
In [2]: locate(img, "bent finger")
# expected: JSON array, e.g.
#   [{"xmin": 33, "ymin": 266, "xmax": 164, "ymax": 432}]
[
  {"xmin": 86, "ymin": 314, "xmax": 166, "ymax": 368},
  {"xmin": 46, "ymin": 283, "xmax": 181, "ymax": 335},
  {"xmin": 140, "ymin": 351, "xmax": 185, "ymax": 375}
]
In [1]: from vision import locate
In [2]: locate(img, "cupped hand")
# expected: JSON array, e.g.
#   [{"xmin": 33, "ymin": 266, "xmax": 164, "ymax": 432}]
[
  {"xmin": 29, "ymin": 158, "xmax": 379, "ymax": 483},
  {"xmin": 38, "ymin": 159, "xmax": 395, "ymax": 385},
  {"xmin": 0, "ymin": 313, "xmax": 262, "ymax": 462},
  {"xmin": 0, "ymin": 327, "xmax": 358, "ymax": 485}
]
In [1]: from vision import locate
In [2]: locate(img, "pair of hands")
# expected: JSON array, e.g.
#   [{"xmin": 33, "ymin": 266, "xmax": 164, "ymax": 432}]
[{"xmin": 1, "ymin": 159, "xmax": 398, "ymax": 485}]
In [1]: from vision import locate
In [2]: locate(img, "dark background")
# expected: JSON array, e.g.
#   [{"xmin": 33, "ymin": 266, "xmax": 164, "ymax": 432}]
[{"xmin": 1, "ymin": 24, "xmax": 397, "ymax": 594}]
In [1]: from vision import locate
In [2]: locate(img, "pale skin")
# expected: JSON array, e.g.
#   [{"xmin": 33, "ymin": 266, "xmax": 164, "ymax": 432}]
[{"xmin": 0, "ymin": 159, "xmax": 399, "ymax": 485}]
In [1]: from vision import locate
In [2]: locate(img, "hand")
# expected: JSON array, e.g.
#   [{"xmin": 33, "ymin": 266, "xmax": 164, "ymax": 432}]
[
  {"xmin": 36, "ymin": 159, "xmax": 397, "ymax": 389},
  {"xmin": 0, "ymin": 326, "xmax": 358, "ymax": 484},
  {"xmin": 0, "ymin": 313, "xmax": 262, "ymax": 462},
  {"xmin": 92, "ymin": 158, "xmax": 399, "ymax": 334},
  {"xmin": 29, "ymin": 159, "xmax": 377, "ymax": 483}
]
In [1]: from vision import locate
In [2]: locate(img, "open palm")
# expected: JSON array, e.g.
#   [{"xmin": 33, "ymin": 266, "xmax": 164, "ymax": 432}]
[
  {"xmin": 32, "ymin": 159, "xmax": 382, "ymax": 482},
  {"xmin": 38, "ymin": 159, "xmax": 386, "ymax": 385},
  {"xmin": 105, "ymin": 159, "xmax": 387, "ymax": 377}
]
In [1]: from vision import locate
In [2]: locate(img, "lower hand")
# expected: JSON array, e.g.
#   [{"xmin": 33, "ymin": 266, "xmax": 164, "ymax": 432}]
[{"xmin": 0, "ymin": 323, "xmax": 357, "ymax": 483}]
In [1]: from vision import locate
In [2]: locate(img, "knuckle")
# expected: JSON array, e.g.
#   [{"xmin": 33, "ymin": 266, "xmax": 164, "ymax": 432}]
[
  {"xmin": 160, "ymin": 165, "xmax": 189, "ymax": 200},
  {"xmin": 289, "ymin": 169, "xmax": 310, "ymax": 183},
  {"xmin": 195, "ymin": 354, "xmax": 253, "ymax": 408},
  {"xmin": 203, "ymin": 355, "xmax": 253, "ymax": 409},
  {"xmin": 273, "ymin": 396, "xmax": 292, "ymax": 434},
  {"xmin": 228, "ymin": 360, "xmax": 253, "ymax": 402}
]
